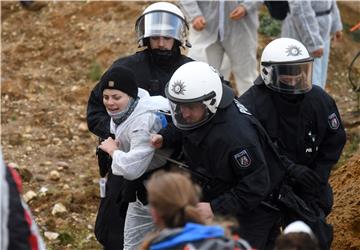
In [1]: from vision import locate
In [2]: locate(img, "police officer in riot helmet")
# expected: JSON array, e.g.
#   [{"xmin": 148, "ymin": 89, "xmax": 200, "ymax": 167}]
[
  {"xmin": 239, "ymin": 38, "xmax": 346, "ymax": 250},
  {"xmin": 152, "ymin": 61, "xmax": 290, "ymax": 250},
  {"xmin": 86, "ymin": 2, "xmax": 192, "ymax": 249},
  {"xmin": 88, "ymin": 2, "xmax": 192, "ymax": 139}
]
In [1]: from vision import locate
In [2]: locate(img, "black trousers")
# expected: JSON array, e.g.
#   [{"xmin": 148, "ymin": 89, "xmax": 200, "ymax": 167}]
[
  {"xmin": 95, "ymin": 173, "xmax": 128, "ymax": 250},
  {"xmin": 238, "ymin": 205, "xmax": 281, "ymax": 250}
]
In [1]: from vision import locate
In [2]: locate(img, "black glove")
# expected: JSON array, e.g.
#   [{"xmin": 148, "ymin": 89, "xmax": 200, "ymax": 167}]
[
  {"xmin": 289, "ymin": 164, "xmax": 321, "ymax": 192},
  {"xmin": 96, "ymin": 146, "xmax": 111, "ymax": 177}
]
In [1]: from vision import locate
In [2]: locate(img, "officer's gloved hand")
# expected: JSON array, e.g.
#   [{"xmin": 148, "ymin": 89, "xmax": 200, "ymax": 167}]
[{"xmin": 289, "ymin": 164, "xmax": 321, "ymax": 192}]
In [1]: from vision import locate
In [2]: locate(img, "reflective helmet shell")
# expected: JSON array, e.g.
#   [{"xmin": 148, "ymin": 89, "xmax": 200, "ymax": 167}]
[
  {"xmin": 166, "ymin": 61, "xmax": 223, "ymax": 114},
  {"xmin": 260, "ymin": 38, "xmax": 314, "ymax": 94},
  {"xmin": 135, "ymin": 2, "xmax": 188, "ymax": 47},
  {"xmin": 165, "ymin": 61, "xmax": 228, "ymax": 130}
]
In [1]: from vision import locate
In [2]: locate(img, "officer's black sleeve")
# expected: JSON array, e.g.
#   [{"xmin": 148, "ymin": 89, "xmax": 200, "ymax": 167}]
[
  {"xmin": 86, "ymin": 81, "xmax": 111, "ymax": 139},
  {"xmin": 312, "ymin": 100, "xmax": 346, "ymax": 183},
  {"xmin": 158, "ymin": 123, "xmax": 183, "ymax": 149},
  {"xmin": 210, "ymin": 134, "xmax": 271, "ymax": 216}
]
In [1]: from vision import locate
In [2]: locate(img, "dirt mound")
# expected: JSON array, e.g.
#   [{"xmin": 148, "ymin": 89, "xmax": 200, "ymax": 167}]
[
  {"xmin": 1, "ymin": 1, "xmax": 360, "ymax": 249},
  {"xmin": 329, "ymin": 152, "xmax": 360, "ymax": 250}
]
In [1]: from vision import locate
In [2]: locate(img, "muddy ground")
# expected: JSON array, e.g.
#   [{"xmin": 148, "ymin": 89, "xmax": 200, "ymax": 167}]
[{"xmin": 1, "ymin": 1, "xmax": 360, "ymax": 250}]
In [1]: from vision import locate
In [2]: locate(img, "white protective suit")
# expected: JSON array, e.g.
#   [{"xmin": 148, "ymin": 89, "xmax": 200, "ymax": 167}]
[
  {"xmin": 109, "ymin": 88, "xmax": 170, "ymax": 250},
  {"xmin": 180, "ymin": 0, "xmax": 261, "ymax": 95},
  {"xmin": 281, "ymin": 0, "xmax": 343, "ymax": 88}
]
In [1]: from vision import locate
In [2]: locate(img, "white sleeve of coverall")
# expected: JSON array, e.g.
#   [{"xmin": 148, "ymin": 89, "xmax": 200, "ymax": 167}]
[
  {"xmin": 111, "ymin": 129, "xmax": 155, "ymax": 180},
  {"xmin": 288, "ymin": 0, "xmax": 323, "ymax": 53},
  {"xmin": 241, "ymin": 0, "xmax": 262, "ymax": 13},
  {"xmin": 330, "ymin": 1, "xmax": 343, "ymax": 34},
  {"xmin": 179, "ymin": 0, "xmax": 203, "ymax": 21}
]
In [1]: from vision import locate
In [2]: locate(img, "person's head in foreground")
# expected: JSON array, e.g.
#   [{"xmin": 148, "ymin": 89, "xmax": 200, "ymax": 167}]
[
  {"xmin": 141, "ymin": 171, "xmax": 253, "ymax": 250},
  {"xmin": 274, "ymin": 220, "xmax": 320, "ymax": 250},
  {"xmin": 146, "ymin": 170, "xmax": 204, "ymax": 229},
  {"xmin": 165, "ymin": 61, "xmax": 235, "ymax": 130},
  {"xmin": 260, "ymin": 37, "xmax": 314, "ymax": 95}
]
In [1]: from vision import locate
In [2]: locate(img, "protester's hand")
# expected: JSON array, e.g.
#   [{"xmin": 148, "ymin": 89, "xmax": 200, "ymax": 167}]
[
  {"xmin": 151, "ymin": 134, "xmax": 163, "ymax": 149},
  {"xmin": 192, "ymin": 16, "xmax": 206, "ymax": 31},
  {"xmin": 98, "ymin": 137, "xmax": 118, "ymax": 157},
  {"xmin": 332, "ymin": 30, "xmax": 343, "ymax": 43},
  {"xmin": 229, "ymin": 5, "xmax": 247, "ymax": 20},
  {"xmin": 196, "ymin": 202, "xmax": 214, "ymax": 222},
  {"xmin": 311, "ymin": 48, "xmax": 324, "ymax": 58}
]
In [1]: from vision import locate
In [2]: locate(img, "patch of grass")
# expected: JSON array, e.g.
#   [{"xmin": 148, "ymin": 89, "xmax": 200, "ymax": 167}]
[
  {"xmin": 259, "ymin": 13, "xmax": 282, "ymax": 38},
  {"xmin": 89, "ymin": 61, "xmax": 103, "ymax": 82},
  {"xmin": 58, "ymin": 232, "xmax": 74, "ymax": 246},
  {"xmin": 336, "ymin": 131, "xmax": 360, "ymax": 167}
]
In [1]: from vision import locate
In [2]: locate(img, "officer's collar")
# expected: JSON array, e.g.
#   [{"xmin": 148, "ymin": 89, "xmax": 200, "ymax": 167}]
[{"xmin": 184, "ymin": 108, "xmax": 228, "ymax": 146}]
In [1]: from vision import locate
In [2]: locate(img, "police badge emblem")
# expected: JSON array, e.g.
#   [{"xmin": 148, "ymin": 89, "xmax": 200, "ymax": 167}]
[
  {"xmin": 328, "ymin": 113, "xmax": 340, "ymax": 130},
  {"xmin": 285, "ymin": 45, "xmax": 302, "ymax": 57},
  {"xmin": 234, "ymin": 150, "xmax": 252, "ymax": 168},
  {"xmin": 171, "ymin": 80, "xmax": 186, "ymax": 95}
]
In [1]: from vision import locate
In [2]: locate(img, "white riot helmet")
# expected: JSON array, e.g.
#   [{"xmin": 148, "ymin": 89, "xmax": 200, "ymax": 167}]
[
  {"xmin": 260, "ymin": 38, "xmax": 314, "ymax": 94},
  {"xmin": 165, "ymin": 61, "xmax": 234, "ymax": 130},
  {"xmin": 135, "ymin": 2, "xmax": 189, "ymax": 47}
]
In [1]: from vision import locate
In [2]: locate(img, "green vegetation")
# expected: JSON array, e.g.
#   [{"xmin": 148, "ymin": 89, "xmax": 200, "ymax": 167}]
[
  {"xmin": 89, "ymin": 61, "xmax": 103, "ymax": 82},
  {"xmin": 259, "ymin": 13, "xmax": 282, "ymax": 38},
  {"xmin": 336, "ymin": 131, "xmax": 360, "ymax": 168},
  {"xmin": 58, "ymin": 232, "xmax": 74, "ymax": 246}
]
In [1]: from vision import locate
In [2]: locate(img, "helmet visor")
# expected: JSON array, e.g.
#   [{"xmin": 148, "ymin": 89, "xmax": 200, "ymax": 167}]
[
  {"xmin": 169, "ymin": 100, "xmax": 213, "ymax": 130},
  {"xmin": 136, "ymin": 11, "xmax": 186, "ymax": 43},
  {"xmin": 271, "ymin": 62, "xmax": 313, "ymax": 94}
]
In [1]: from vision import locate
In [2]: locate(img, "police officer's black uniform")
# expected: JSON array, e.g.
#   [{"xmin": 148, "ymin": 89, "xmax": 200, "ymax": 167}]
[
  {"xmin": 160, "ymin": 96, "xmax": 288, "ymax": 250},
  {"xmin": 239, "ymin": 77, "xmax": 346, "ymax": 250},
  {"xmin": 86, "ymin": 47, "xmax": 192, "ymax": 250}
]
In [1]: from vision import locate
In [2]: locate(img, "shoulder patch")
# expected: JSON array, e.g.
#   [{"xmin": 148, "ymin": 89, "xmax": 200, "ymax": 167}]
[
  {"xmin": 234, "ymin": 99, "xmax": 252, "ymax": 115},
  {"xmin": 328, "ymin": 113, "xmax": 340, "ymax": 130},
  {"xmin": 234, "ymin": 150, "xmax": 252, "ymax": 168}
]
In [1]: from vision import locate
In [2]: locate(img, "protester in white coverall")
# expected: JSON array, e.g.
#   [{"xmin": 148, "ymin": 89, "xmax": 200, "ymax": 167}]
[
  {"xmin": 281, "ymin": 0, "xmax": 343, "ymax": 89},
  {"xmin": 179, "ymin": 0, "xmax": 261, "ymax": 95},
  {"xmin": 98, "ymin": 66, "xmax": 171, "ymax": 250}
]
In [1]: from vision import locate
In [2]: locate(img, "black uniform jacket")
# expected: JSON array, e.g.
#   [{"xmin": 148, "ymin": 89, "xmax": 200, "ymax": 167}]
[
  {"xmin": 87, "ymin": 48, "xmax": 193, "ymax": 139},
  {"xmin": 160, "ymin": 101, "xmax": 287, "ymax": 217},
  {"xmin": 239, "ymin": 79, "xmax": 346, "ymax": 211}
]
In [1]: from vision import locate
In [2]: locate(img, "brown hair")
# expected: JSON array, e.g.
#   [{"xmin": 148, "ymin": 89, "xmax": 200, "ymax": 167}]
[
  {"xmin": 146, "ymin": 170, "xmax": 205, "ymax": 228},
  {"xmin": 274, "ymin": 233, "xmax": 320, "ymax": 250}
]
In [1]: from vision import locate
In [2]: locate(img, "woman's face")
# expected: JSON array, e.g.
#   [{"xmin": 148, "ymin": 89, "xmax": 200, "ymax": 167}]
[{"xmin": 103, "ymin": 89, "xmax": 130, "ymax": 113}]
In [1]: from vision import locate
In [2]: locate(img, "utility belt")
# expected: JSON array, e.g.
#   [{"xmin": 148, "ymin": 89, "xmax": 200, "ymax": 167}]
[
  {"xmin": 316, "ymin": 5, "xmax": 333, "ymax": 17},
  {"xmin": 261, "ymin": 190, "xmax": 281, "ymax": 212}
]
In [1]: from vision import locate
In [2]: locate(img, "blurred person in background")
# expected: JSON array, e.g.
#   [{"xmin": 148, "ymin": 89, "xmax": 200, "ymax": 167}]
[
  {"xmin": 179, "ymin": 0, "xmax": 261, "ymax": 95},
  {"xmin": 281, "ymin": 0, "xmax": 343, "ymax": 89}
]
